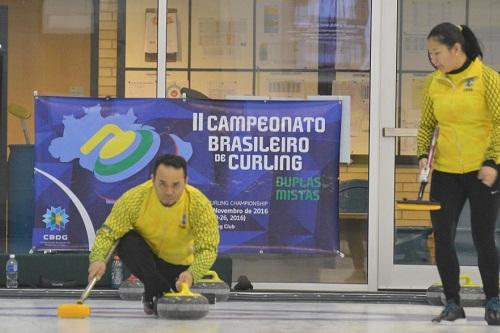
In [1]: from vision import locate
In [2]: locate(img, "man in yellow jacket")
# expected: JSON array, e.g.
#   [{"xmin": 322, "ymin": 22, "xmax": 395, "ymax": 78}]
[{"xmin": 88, "ymin": 154, "xmax": 220, "ymax": 314}]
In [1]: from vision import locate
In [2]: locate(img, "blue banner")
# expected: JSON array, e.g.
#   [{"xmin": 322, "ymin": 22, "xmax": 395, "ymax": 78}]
[{"xmin": 34, "ymin": 96, "xmax": 342, "ymax": 254}]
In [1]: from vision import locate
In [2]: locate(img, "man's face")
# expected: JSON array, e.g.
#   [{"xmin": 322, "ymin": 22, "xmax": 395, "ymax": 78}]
[{"xmin": 152, "ymin": 164, "xmax": 186, "ymax": 207}]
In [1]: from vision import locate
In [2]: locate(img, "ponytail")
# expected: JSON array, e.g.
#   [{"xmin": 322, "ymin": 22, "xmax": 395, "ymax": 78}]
[{"xmin": 459, "ymin": 25, "xmax": 483, "ymax": 60}]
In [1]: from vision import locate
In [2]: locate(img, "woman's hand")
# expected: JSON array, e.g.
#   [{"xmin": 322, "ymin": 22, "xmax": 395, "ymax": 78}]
[
  {"xmin": 478, "ymin": 166, "xmax": 498, "ymax": 187},
  {"xmin": 419, "ymin": 158, "xmax": 428, "ymax": 172},
  {"xmin": 418, "ymin": 158, "xmax": 430, "ymax": 182}
]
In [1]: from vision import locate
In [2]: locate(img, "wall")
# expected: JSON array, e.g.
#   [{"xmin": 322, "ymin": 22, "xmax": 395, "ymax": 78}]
[
  {"xmin": 98, "ymin": 0, "xmax": 117, "ymax": 97},
  {"xmin": 1, "ymin": 0, "xmax": 90, "ymax": 146}
]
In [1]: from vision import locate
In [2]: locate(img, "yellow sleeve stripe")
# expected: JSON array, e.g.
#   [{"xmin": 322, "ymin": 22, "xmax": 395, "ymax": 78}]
[
  {"xmin": 417, "ymin": 73, "xmax": 438, "ymax": 157},
  {"xmin": 186, "ymin": 188, "xmax": 220, "ymax": 281},
  {"xmin": 483, "ymin": 65, "xmax": 500, "ymax": 162}
]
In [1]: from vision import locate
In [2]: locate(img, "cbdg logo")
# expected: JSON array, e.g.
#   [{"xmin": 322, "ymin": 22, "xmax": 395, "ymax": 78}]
[{"xmin": 42, "ymin": 206, "xmax": 69, "ymax": 231}]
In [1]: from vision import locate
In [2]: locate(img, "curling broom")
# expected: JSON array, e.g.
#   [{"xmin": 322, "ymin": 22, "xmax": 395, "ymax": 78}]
[
  {"xmin": 57, "ymin": 241, "xmax": 119, "ymax": 318},
  {"xmin": 8, "ymin": 104, "xmax": 32, "ymax": 144},
  {"xmin": 397, "ymin": 128, "xmax": 441, "ymax": 211}
]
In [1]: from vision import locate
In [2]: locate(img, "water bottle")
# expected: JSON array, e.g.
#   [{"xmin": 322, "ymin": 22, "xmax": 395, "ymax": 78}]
[
  {"xmin": 111, "ymin": 255, "xmax": 123, "ymax": 289},
  {"xmin": 6, "ymin": 254, "xmax": 18, "ymax": 289}
]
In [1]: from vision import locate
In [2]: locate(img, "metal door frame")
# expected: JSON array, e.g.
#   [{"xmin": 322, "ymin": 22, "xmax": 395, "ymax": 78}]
[{"xmin": 0, "ymin": 5, "xmax": 8, "ymax": 252}]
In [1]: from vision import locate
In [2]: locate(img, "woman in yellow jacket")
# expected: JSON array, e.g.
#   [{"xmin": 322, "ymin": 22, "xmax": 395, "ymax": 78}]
[{"xmin": 417, "ymin": 22, "xmax": 500, "ymax": 325}]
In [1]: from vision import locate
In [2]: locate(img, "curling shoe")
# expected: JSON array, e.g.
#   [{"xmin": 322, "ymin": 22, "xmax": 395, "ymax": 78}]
[
  {"xmin": 485, "ymin": 297, "xmax": 500, "ymax": 325},
  {"xmin": 432, "ymin": 300, "xmax": 466, "ymax": 324},
  {"xmin": 142, "ymin": 296, "xmax": 158, "ymax": 316}
]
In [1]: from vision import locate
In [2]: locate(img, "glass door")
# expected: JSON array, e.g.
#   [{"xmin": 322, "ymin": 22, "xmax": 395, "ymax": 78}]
[{"xmin": 378, "ymin": 0, "xmax": 500, "ymax": 289}]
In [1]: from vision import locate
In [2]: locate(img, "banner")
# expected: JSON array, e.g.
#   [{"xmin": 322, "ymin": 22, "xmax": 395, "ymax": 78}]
[{"xmin": 34, "ymin": 96, "xmax": 342, "ymax": 254}]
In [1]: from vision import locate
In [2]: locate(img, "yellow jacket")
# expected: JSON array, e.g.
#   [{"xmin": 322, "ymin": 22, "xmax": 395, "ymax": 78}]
[
  {"xmin": 417, "ymin": 58, "xmax": 500, "ymax": 173},
  {"xmin": 89, "ymin": 180, "xmax": 220, "ymax": 281}
]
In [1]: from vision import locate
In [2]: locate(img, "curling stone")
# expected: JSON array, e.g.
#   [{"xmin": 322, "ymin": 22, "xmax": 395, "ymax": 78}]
[
  {"xmin": 157, "ymin": 282, "xmax": 209, "ymax": 320},
  {"xmin": 426, "ymin": 284, "xmax": 445, "ymax": 306},
  {"xmin": 118, "ymin": 275, "xmax": 145, "ymax": 300},
  {"xmin": 426, "ymin": 274, "xmax": 485, "ymax": 307},
  {"xmin": 191, "ymin": 270, "xmax": 230, "ymax": 302}
]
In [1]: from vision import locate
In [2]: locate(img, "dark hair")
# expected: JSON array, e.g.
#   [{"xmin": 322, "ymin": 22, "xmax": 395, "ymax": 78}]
[
  {"xmin": 427, "ymin": 22, "xmax": 483, "ymax": 60},
  {"xmin": 152, "ymin": 154, "xmax": 187, "ymax": 178}
]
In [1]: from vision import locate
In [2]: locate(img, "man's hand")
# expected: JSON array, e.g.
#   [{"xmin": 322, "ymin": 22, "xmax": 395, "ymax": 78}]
[
  {"xmin": 478, "ymin": 166, "xmax": 498, "ymax": 187},
  {"xmin": 175, "ymin": 271, "xmax": 193, "ymax": 291},
  {"xmin": 88, "ymin": 261, "xmax": 106, "ymax": 283}
]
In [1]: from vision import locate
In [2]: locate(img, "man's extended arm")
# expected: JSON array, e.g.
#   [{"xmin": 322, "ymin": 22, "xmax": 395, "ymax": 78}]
[{"xmin": 186, "ymin": 193, "xmax": 220, "ymax": 282}]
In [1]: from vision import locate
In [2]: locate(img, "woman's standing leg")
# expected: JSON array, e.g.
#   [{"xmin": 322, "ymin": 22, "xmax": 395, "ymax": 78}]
[
  {"xmin": 430, "ymin": 171, "xmax": 467, "ymax": 304},
  {"xmin": 467, "ymin": 171, "xmax": 500, "ymax": 325}
]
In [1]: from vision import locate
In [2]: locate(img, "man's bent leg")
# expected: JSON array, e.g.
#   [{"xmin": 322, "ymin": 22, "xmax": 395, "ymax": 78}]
[{"xmin": 117, "ymin": 230, "xmax": 171, "ymax": 302}]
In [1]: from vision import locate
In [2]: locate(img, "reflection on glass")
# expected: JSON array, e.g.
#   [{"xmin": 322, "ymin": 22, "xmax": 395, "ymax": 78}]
[{"xmin": 4, "ymin": 0, "xmax": 372, "ymax": 286}]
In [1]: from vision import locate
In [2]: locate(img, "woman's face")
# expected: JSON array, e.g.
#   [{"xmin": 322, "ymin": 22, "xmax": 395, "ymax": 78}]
[{"xmin": 427, "ymin": 38, "xmax": 463, "ymax": 73}]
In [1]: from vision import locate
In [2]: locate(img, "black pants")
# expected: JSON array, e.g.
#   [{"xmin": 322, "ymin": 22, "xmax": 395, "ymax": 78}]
[
  {"xmin": 117, "ymin": 230, "xmax": 188, "ymax": 301},
  {"xmin": 430, "ymin": 170, "xmax": 500, "ymax": 303}
]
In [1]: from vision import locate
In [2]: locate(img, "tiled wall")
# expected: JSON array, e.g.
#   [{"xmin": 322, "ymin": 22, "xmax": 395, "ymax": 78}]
[{"xmin": 98, "ymin": 0, "xmax": 118, "ymax": 97}]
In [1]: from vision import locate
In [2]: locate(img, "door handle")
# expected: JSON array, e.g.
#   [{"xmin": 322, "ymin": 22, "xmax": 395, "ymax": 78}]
[{"xmin": 382, "ymin": 128, "xmax": 417, "ymax": 137}]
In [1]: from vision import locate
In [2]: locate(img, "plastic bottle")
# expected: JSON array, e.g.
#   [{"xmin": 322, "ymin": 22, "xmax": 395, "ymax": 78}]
[
  {"xmin": 111, "ymin": 255, "xmax": 123, "ymax": 289},
  {"xmin": 6, "ymin": 254, "xmax": 18, "ymax": 289}
]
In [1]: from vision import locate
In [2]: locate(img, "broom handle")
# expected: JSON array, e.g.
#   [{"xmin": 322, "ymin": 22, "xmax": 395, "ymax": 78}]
[
  {"xmin": 426, "ymin": 127, "xmax": 439, "ymax": 171},
  {"xmin": 416, "ymin": 182, "xmax": 428, "ymax": 201},
  {"xmin": 417, "ymin": 127, "xmax": 439, "ymax": 200},
  {"xmin": 20, "ymin": 119, "xmax": 31, "ymax": 144},
  {"xmin": 78, "ymin": 241, "xmax": 119, "ymax": 304},
  {"xmin": 78, "ymin": 277, "xmax": 99, "ymax": 304}
]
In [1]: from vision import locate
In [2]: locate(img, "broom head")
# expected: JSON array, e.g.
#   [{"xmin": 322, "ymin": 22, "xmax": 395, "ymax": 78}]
[
  {"xmin": 8, "ymin": 103, "xmax": 32, "ymax": 119},
  {"xmin": 57, "ymin": 303, "xmax": 91, "ymax": 318},
  {"xmin": 397, "ymin": 199, "xmax": 441, "ymax": 211}
]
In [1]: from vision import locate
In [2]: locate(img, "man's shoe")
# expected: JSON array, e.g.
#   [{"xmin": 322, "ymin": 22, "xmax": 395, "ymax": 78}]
[
  {"xmin": 431, "ymin": 301, "xmax": 466, "ymax": 323},
  {"xmin": 142, "ymin": 296, "xmax": 158, "ymax": 316},
  {"xmin": 485, "ymin": 297, "xmax": 500, "ymax": 325}
]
